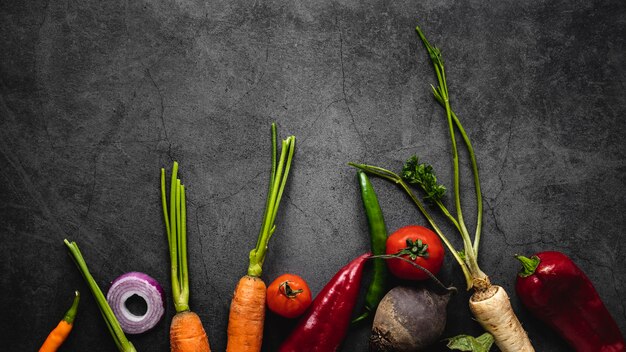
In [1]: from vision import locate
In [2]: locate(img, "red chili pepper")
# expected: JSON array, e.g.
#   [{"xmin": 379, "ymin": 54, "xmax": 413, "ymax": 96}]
[
  {"xmin": 516, "ymin": 251, "xmax": 625, "ymax": 352},
  {"xmin": 279, "ymin": 253, "xmax": 370, "ymax": 352}
]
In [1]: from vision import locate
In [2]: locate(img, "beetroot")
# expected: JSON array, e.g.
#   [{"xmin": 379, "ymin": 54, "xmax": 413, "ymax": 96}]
[{"xmin": 370, "ymin": 286, "xmax": 450, "ymax": 351}]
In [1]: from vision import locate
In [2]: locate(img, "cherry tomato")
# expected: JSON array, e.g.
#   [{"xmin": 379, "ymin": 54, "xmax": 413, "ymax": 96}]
[
  {"xmin": 385, "ymin": 225, "xmax": 444, "ymax": 280},
  {"xmin": 266, "ymin": 273, "xmax": 312, "ymax": 318}
]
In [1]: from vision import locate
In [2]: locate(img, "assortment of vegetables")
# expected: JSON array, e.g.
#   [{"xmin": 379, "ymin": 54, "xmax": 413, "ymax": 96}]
[
  {"xmin": 106, "ymin": 272, "xmax": 165, "ymax": 334},
  {"xmin": 351, "ymin": 26, "xmax": 535, "ymax": 351},
  {"xmin": 226, "ymin": 123, "xmax": 296, "ymax": 352},
  {"xmin": 161, "ymin": 162, "xmax": 211, "ymax": 352},
  {"xmin": 516, "ymin": 251, "xmax": 625, "ymax": 351},
  {"xmin": 39, "ymin": 291, "xmax": 80, "ymax": 352},
  {"xmin": 266, "ymin": 273, "xmax": 312, "ymax": 319},
  {"xmin": 39, "ymin": 23, "xmax": 623, "ymax": 352}
]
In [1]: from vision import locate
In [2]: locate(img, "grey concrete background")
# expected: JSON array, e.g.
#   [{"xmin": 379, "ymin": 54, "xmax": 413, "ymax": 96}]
[{"xmin": 1, "ymin": 0, "xmax": 625, "ymax": 351}]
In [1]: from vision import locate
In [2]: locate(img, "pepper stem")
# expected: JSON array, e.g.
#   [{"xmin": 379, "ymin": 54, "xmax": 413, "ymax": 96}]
[
  {"xmin": 515, "ymin": 255, "xmax": 540, "ymax": 277},
  {"xmin": 62, "ymin": 290, "xmax": 80, "ymax": 324}
]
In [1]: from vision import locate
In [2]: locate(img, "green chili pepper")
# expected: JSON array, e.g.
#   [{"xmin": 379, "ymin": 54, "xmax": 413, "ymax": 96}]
[{"xmin": 352, "ymin": 170, "xmax": 388, "ymax": 323}]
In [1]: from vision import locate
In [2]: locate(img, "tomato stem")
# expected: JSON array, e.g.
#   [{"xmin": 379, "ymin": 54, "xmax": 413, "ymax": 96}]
[{"xmin": 280, "ymin": 281, "xmax": 303, "ymax": 298}]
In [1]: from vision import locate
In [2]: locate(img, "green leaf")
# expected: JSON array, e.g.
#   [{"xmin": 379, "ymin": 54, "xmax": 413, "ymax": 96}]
[
  {"xmin": 446, "ymin": 333, "xmax": 494, "ymax": 352},
  {"xmin": 401, "ymin": 155, "xmax": 446, "ymax": 202}
]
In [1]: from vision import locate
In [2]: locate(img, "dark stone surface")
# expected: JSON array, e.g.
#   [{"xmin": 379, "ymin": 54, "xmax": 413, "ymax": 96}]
[{"xmin": 1, "ymin": 0, "xmax": 624, "ymax": 351}]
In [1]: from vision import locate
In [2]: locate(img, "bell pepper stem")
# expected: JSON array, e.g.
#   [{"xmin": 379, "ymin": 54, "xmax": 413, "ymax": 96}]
[{"xmin": 516, "ymin": 255, "xmax": 540, "ymax": 277}]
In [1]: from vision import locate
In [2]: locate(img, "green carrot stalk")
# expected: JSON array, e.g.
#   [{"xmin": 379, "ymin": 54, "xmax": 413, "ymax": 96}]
[
  {"xmin": 161, "ymin": 162, "xmax": 190, "ymax": 313},
  {"xmin": 247, "ymin": 123, "xmax": 296, "ymax": 277},
  {"xmin": 161, "ymin": 162, "xmax": 212, "ymax": 351},
  {"xmin": 64, "ymin": 240, "xmax": 137, "ymax": 352}
]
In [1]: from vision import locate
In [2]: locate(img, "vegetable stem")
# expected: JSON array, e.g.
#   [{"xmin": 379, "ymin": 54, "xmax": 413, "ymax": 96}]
[
  {"xmin": 161, "ymin": 162, "xmax": 190, "ymax": 312},
  {"xmin": 432, "ymin": 91, "xmax": 484, "ymax": 257},
  {"xmin": 515, "ymin": 255, "xmax": 540, "ymax": 277},
  {"xmin": 64, "ymin": 240, "xmax": 136, "ymax": 352},
  {"xmin": 416, "ymin": 26, "xmax": 487, "ymax": 285},
  {"xmin": 62, "ymin": 291, "xmax": 80, "ymax": 324},
  {"xmin": 248, "ymin": 123, "xmax": 296, "ymax": 277}
]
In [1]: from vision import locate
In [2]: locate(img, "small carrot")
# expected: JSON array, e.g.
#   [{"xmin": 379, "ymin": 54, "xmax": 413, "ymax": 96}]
[
  {"xmin": 226, "ymin": 123, "xmax": 296, "ymax": 352},
  {"xmin": 39, "ymin": 291, "xmax": 80, "ymax": 352},
  {"xmin": 161, "ymin": 162, "xmax": 211, "ymax": 352}
]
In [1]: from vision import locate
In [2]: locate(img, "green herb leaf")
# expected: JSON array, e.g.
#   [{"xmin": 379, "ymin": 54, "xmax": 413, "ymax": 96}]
[
  {"xmin": 446, "ymin": 332, "xmax": 494, "ymax": 352},
  {"xmin": 401, "ymin": 155, "xmax": 446, "ymax": 201}
]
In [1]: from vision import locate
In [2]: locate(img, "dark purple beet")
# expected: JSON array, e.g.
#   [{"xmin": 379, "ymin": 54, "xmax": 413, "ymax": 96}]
[{"xmin": 370, "ymin": 286, "xmax": 451, "ymax": 351}]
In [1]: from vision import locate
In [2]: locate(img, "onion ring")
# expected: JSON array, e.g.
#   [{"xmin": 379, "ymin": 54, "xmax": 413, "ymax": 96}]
[{"xmin": 106, "ymin": 272, "xmax": 165, "ymax": 334}]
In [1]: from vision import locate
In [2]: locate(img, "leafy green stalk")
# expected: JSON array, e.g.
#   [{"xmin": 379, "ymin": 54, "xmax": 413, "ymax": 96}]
[
  {"xmin": 415, "ymin": 26, "xmax": 474, "ymax": 260},
  {"xmin": 161, "ymin": 162, "xmax": 190, "ymax": 312},
  {"xmin": 415, "ymin": 26, "xmax": 486, "ymax": 271},
  {"xmin": 64, "ymin": 240, "xmax": 136, "ymax": 352},
  {"xmin": 349, "ymin": 162, "xmax": 473, "ymax": 289},
  {"xmin": 432, "ymin": 90, "xmax": 484, "ymax": 255},
  {"xmin": 248, "ymin": 123, "xmax": 296, "ymax": 277}
]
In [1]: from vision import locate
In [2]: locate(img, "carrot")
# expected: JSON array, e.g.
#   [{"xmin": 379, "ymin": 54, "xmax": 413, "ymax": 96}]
[
  {"xmin": 227, "ymin": 276, "xmax": 266, "ymax": 350},
  {"xmin": 161, "ymin": 162, "xmax": 211, "ymax": 352},
  {"xmin": 226, "ymin": 123, "xmax": 296, "ymax": 352},
  {"xmin": 169, "ymin": 311, "xmax": 210, "ymax": 352},
  {"xmin": 39, "ymin": 291, "xmax": 80, "ymax": 352}
]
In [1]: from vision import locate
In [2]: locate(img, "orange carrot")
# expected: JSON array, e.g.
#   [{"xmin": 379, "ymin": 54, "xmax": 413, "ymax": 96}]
[
  {"xmin": 161, "ymin": 162, "xmax": 211, "ymax": 352},
  {"xmin": 227, "ymin": 276, "xmax": 267, "ymax": 350},
  {"xmin": 170, "ymin": 311, "xmax": 210, "ymax": 352},
  {"xmin": 226, "ymin": 123, "xmax": 296, "ymax": 352},
  {"xmin": 39, "ymin": 291, "xmax": 80, "ymax": 352}
]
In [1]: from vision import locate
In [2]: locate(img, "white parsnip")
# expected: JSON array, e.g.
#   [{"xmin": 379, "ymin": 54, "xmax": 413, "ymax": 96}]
[{"xmin": 470, "ymin": 286, "xmax": 534, "ymax": 352}]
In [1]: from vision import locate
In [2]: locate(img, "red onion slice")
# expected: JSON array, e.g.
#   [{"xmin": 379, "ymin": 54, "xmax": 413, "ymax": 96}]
[{"xmin": 106, "ymin": 272, "xmax": 165, "ymax": 334}]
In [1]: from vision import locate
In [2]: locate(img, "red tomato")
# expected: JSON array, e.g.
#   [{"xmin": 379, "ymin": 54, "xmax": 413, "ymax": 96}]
[
  {"xmin": 266, "ymin": 273, "xmax": 312, "ymax": 318},
  {"xmin": 385, "ymin": 225, "xmax": 444, "ymax": 280}
]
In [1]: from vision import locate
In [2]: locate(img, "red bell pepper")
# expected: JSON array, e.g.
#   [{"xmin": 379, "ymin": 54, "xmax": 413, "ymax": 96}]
[
  {"xmin": 279, "ymin": 253, "xmax": 370, "ymax": 352},
  {"xmin": 516, "ymin": 251, "xmax": 625, "ymax": 352}
]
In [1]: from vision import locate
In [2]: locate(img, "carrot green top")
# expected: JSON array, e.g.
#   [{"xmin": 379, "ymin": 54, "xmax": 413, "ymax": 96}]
[
  {"xmin": 161, "ymin": 162, "xmax": 190, "ymax": 313},
  {"xmin": 247, "ymin": 123, "xmax": 296, "ymax": 277}
]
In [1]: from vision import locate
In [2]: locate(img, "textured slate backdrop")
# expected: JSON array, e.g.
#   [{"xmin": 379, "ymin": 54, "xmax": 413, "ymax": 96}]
[{"xmin": 1, "ymin": 0, "xmax": 625, "ymax": 351}]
